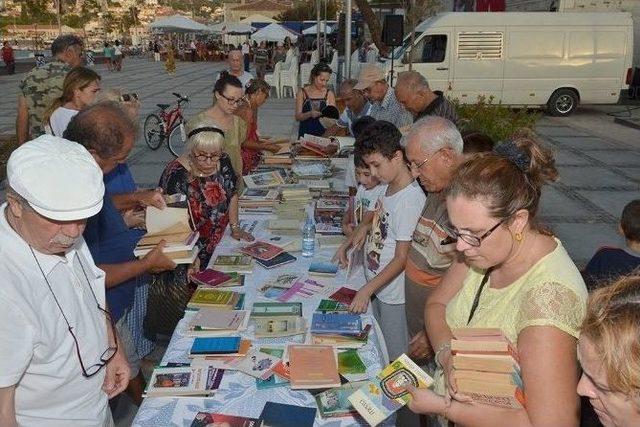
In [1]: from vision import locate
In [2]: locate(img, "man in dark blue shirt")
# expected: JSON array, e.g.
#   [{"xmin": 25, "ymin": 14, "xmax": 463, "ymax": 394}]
[
  {"xmin": 583, "ymin": 199, "xmax": 640, "ymax": 291},
  {"xmin": 65, "ymin": 102, "xmax": 177, "ymax": 405}
]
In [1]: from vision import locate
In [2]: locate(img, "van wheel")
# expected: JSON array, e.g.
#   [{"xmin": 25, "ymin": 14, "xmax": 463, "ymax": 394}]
[{"xmin": 547, "ymin": 89, "xmax": 579, "ymax": 116}]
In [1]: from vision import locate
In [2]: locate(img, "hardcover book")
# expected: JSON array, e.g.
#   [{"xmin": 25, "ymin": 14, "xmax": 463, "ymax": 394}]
[
  {"xmin": 256, "ymin": 252, "xmax": 297, "ymax": 269},
  {"xmin": 240, "ymin": 241, "xmax": 285, "ymax": 261},
  {"xmin": 311, "ymin": 313, "xmax": 363, "ymax": 335},
  {"xmin": 212, "ymin": 254, "xmax": 254, "ymax": 274},
  {"xmin": 258, "ymin": 402, "xmax": 317, "ymax": 427},
  {"xmin": 348, "ymin": 354, "xmax": 434, "ymax": 426},
  {"xmin": 190, "ymin": 269, "xmax": 244, "ymax": 288},
  {"xmin": 329, "ymin": 287, "xmax": 357, "ymax": 305},
  {"xmin": 189, "ymin": 336, "xmax": 241, "ymax": 355}
]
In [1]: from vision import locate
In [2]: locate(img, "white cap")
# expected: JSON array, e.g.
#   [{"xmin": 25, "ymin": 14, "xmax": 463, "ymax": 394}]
[{"xmin": 7, "ymin": 135, "xmax": 105, "ymax": 221}]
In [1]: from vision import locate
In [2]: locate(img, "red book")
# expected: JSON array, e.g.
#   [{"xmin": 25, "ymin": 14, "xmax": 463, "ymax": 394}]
[
  {"xmin": 190, "ymin": 269, "xmax": 233, "ymax": 287},
  {"xmin": 329, "ymin": 287, "xmax": 357, "ymax": 305},
  {"xmin": 240, "ymin": 241, "xmax": 285, "ymax": 261}
]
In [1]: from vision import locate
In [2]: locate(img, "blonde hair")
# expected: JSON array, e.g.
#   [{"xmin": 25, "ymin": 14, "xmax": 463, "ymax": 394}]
[
  {"xmin": 43, "ymin": 66, "xmax": 101, "ymax": 125},
  {"xmin": 186, "ymin": 116, "xmax": 225, "ymax": 154},
  {"xmin": 581, "ymin": 272, "xmax": 640, "ymax": 396}
]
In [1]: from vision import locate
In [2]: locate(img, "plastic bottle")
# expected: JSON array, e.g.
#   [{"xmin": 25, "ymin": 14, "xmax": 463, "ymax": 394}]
[{"xmin": 301, "ymin": 218, "xmax": 316, "ymax": 258}]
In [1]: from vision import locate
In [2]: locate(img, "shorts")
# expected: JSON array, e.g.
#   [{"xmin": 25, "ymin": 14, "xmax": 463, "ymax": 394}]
[{"xmin": 115, "ymin": 310, "xmax": 141, "ymax": 378}]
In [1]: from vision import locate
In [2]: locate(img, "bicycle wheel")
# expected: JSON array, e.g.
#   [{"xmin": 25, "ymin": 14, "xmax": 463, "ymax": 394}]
[
  {"xmin": 168, "ymin": 120, "xmax": 188, "ymax": 157},
  {"xmin": 144, "ymin": 114, "xmax": 164, "ymax": 150}
]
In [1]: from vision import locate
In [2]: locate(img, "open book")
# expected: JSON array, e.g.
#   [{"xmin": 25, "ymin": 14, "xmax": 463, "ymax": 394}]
[{"xmin": 133, "ymin": 206, "xmax": 199, "ymax": 264}]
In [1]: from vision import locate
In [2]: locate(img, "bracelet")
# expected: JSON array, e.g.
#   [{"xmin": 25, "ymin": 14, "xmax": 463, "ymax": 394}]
[
  {"xmin": 230, "ymin": 223, "xmax": 240, "ymax": 231},
  {"xmin": 434, "ymin": 342, "xmax": 451, "ymax": 370},
  {"xmin": 441, "ymin": 397, "xmax": 452, "ymax": 420}
]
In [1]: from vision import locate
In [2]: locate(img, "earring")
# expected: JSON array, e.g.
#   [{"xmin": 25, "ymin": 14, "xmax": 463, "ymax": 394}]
[{"xmin": 515, "ymin": 232, "xmax": 523, "ymax": 242}]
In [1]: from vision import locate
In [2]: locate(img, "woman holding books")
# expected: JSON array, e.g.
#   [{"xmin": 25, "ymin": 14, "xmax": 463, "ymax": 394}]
[
  {"xmin": 159, "ymin": 116, "xmax": 254, "ymax": 270},
  {"xmin": 576, "ymin": 273, "xmax": 640, "ymax": 427},
  {"xmin": 406, "ymin": 135, "xmax": 588, "ymax": 426},
  {"xmin": 295, "ymin": 62, "xmax": 336, "ymax": 138},
  {"xmin": 234, "ymin": 79, "xmax": 282, "ymax": 175}
]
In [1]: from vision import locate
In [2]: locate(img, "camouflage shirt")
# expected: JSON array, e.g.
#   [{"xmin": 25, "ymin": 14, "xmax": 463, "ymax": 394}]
[{"xmin": 19, "ymin": 60, "xmax": 70, "ymax": 138}]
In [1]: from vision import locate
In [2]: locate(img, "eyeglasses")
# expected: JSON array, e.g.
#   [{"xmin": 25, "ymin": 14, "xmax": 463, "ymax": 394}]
[
  {"xmin": 440, "ymin": 219, "xmax": 507, "ymax": 247},
  {"xmin": 409, "ymin": 149, "xmax": 441, "ymax": 172},
  {"xmin": 119, "ymin": 93, "xmax": 139, "ymax": 102},
  {"xmin": 218, "ymin": 92, "xmax": 243, "ymax": 105},
  {"xmin": 30, "ymin": 247, "xmax": 118, "ymax": 378},
  {"xmin": 193, "ymin": 152, "xmax": 225, "ymax": 162}
]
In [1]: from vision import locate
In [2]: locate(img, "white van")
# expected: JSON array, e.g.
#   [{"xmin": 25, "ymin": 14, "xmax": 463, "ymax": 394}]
[{"xmin": 385, "ymin": 12, "xmax": 634, "ymax": 115}]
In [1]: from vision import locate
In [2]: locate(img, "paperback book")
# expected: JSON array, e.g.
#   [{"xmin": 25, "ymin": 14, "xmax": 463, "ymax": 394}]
[
  {"xmin": 315, "ymin": 381, "xmax": 367, "ymax": 419},
  {"xmin": 191, "ymin": 412, "xmax": 259, "ymax": 427},
  {"xmin": 253, "ymin": 317, "xmax": 307, "ymax": 338},
  {"xmin": 190, "ymin": 269, "xmax": 244, "ymax": 288},
  {"xmin": 251, "ymin": 302, "xmax": 303, "ymax": 318},
  {"xmin": 212, "ymin": 254, "xmax": 254, "ymax": 274},
  {"xmin": 144, "ymin": 365, "xmax": 225, "ymax": 397},
  {"xmin": 256, "ymin": 252, "xmax": 297, "ymax": 269},
  {"xmin": 308, "ymin": 261, "xmax": 339, "ymax": 277},
  {"xmin": 258, "ymin": 402, "xmax": 317, "ymax": 427},
  {"xmin": 288, "ymin": 344, "xmax": 341, "ymax": 389},
  {"xmin": 240, "ymin": 241, "xmax": 285, "ymax": 261}
]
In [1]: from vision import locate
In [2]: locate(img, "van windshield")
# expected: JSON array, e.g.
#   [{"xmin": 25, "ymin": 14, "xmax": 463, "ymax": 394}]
[{"xmin": 391, "ymin": 32, "xmax": 423, "ymax": 60}]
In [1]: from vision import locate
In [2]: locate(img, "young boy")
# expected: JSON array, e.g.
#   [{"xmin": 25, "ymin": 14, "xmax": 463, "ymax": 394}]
[
  {"xmin": 583, "ymin": 199, "xmax": 640, "ymax": 290},
  {"xmin": 343, "ymin": 120, "xmax": 425, "ymax": 362},
  {"xmin": 342, "ymin": 151, "xmax": 386, "ymax": 237}
]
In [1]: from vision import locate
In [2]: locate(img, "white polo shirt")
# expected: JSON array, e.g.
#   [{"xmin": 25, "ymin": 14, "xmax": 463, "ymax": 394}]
[{"xmin": 0, "ymin": 203, "xmax": 110, "ymax": 426}]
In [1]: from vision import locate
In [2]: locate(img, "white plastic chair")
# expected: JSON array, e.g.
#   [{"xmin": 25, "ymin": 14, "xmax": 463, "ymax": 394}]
[
  {"xmin": 328, "ymin": 50, "xmax": 338, "ymax": 91},
  {"xmin": 279, "ymin": 60, "xmax": 298, "ymax": 98},
  {"xmin": 264, "ymin": 61, "xmax": 282, "ymax": 98},
  {"xmin": 310, "ymin": 49, "xmax": 320, "ymax": 64},
  {"xmin": 299, "ymin": 62, "xmax": 313, "ymax": 87}
]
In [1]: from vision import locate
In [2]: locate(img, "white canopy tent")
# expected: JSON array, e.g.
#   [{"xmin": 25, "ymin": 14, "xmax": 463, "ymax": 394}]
[
  {"xmin": 150, "ymin": 15, "xmax": 210, "ymax": 33},
  {"xmin": 302, "ymin": 22, "xmax": 334, "ymax": 35},
  {"xmin": 251, "ymin": 23, "xmax": 298, "ymax": 43},
  {"xmin": 209, "ymin": 22, "xmax": 254, "ymax": 34},
  {"xmin": 240, "ymin": 14, "xmax": 276, "ymax": 24}
]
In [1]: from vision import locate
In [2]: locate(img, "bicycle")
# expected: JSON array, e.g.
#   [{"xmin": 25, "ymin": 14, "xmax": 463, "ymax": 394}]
[{"xmin": 143, "ymin": 92, "xmax": 190, "ymax": 157}]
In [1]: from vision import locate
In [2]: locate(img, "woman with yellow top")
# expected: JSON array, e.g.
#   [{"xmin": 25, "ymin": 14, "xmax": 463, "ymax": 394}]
[
  {"xmin": 185, "ymin": 71, "xmax": 246, "ymax": 188},
  {"xmin": 407, "ymin": 135, "xmax": 588, "ymax": 426},
  {"xmin": 577, "ymin": 273, "xmax": 640, "ymax": 427}
]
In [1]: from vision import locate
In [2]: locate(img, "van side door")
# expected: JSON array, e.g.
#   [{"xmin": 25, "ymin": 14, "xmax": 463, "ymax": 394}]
[
  {"xmin": 402, "ymin": 30, "xmax": 452, "ymax": 94},
  {"xmin": 451, "ymin": 28, "xmax": 505, "ymax": 104}
]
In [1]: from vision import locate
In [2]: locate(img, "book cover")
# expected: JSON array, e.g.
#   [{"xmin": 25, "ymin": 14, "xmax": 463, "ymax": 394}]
[
  {"xmin": 317, "ymin": 299, "xmax": 349, "ymax": 312},
  {"xmin": 308, "ymin": 261, "xmax": 339, "ymax": 276},
  {"xmin": 258, "ymin": 402, "xmax": 317, "ymax": 427},
  {"xmin": 311, "ymin": 313, "xmax": 363, "ymax": 335},
  {"xmin": 455, "ymin": 378, "xmax": 525, "ymax": 409},
  {"xmin": 145, "ymin": 365, "xmax": 225, "ymax": 397},
  {"xmin": 256, "ymin": 252, "xmax": 297, "ymax": 269},
  {"xmin": 315, "ymin": 381, "xmax": 366, "ymax": 419},
  {"xmin": 190, "ymin": 336, "xmax": 241, "ymax": 355},
  {"xmin": 227, "ymin": 347, "xmax": 280, "ymax": 380},
  {"xmin": 276, "ymin": 278, "xmax": 327, "ymax": 303},
  {"xmin": 338, "ymin": 349, "xmax": 367, "ymax": 375},
  {"xmin": 348, "ymin": 354, "xmax": 434, "ymax": 426},
  {"xmin": 212, "ymin": 255, "xmax": 254, "ymax": 274},
  {"xmin": 240, "ymin": 241, "xmax": 285, "ymax": 261},
  {"xmin": 189, "ymin": 269, "xmax": 232, "ymax": 288},
  {"xmin": 251, "ymin": 302, "xmax": 303, "ymax": 318},
  {"xmin": 188, "ymin": 289, "xmax": 239, "ymax": 308},
  {"xmin": 243, "ymin": 170, "xmax": 286, "ymax": 189},
  {"xmin": 329, "ymin": 287, "xmax": 357, "ymax": 305},
  {"xmin": 189, "ymin": 309, "xmax": 247, "ymax": 331},
  {"xmin": 191, "ymin": 412, "xmax": 259, "ymax": 427},
  {"xmin": 258, "ymin": 274, "xmax": 299, "ymax": 292},
  {"xmin": 310, "ymin": 325, "xmax": 371, "ymax": 349},
  {"xmin": 253, "ymin": 317, "xmax": 307, "ymax": 338},
  {"xmin": 255, "ymin": 347, "xmax": 289, "ymax": 389},
  {"xmin": 241, "ymin": 188, "xmax": 280, "ymax": 200},
  {"xmin": 288, "ymin": 344, "xmax": 341, "ymax": 389}
]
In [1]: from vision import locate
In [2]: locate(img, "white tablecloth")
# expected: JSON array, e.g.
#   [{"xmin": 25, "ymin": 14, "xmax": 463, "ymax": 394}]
[{"xmin": 132, "ymin": 161, "xmax": 393, "ymax": 427}]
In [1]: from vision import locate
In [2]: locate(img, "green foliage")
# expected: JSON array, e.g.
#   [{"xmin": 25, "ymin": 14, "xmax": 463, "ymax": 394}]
[
  {"xmin": 62, "ymin": 14, "xmax": 85, "ymax": 28},
  {"xmin": 451, "ymin": 95, "xmax": 541, "ymax": 143}
]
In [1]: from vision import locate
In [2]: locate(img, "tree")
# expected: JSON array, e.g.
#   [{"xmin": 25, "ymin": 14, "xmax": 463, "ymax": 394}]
[
  {"xmin": 352, "ymin": 0, "xmax": 388, "ymax": 57},
  {"xmin": 276, "ymin": 0, "xmax": 340, "ymax": 23},
  {"xmin": 403, "ymin": 0, "xmax": 441, "ymax": 69}
]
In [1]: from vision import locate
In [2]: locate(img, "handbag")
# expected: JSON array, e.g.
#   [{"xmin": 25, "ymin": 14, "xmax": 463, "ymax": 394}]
[{"xmin": 144, "ymin": 265, "xmax": 195, "ymax": 339}]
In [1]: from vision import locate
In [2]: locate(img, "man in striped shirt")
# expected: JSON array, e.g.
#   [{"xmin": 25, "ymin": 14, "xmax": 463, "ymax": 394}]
[{"xmin": 395, "ymin": 71, "xmax": 459, "ymax": 126}]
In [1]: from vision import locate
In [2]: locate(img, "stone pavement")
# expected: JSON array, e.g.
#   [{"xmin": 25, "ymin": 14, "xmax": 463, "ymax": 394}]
[{"xmin": 1, "ymin": 58, "xmax": 639, "ymax": 269}]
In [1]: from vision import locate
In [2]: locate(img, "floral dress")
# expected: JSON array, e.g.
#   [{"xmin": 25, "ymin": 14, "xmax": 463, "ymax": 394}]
[
  {"xmin": 158, "ymin": 156, "xmax": 237, "ymax": 269},
  {"xmin": 240, "ymin": 110, "xmax": 261, "ymax": 175}
]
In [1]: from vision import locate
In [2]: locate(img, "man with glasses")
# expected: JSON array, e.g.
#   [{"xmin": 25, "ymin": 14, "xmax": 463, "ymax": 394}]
[
  {"xmin": 16, "ymin": 34, "xmax": 84, "ymax": 145},
  {"xmin": 0, "ymin": 135, "xmax": 127, "ymax": 426},
  {"xmin": 402, "ymin": 116, "xmax": 470, "ymax": 365},
  {"xmin": 353, "ymin": 64, "xmax": 412, "ymax": 131}
]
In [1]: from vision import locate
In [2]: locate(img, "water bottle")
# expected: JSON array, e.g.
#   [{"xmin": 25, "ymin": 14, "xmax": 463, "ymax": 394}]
[{"xmin": 302, "ymin": 218, "xmax": 316, "ymax": 258}]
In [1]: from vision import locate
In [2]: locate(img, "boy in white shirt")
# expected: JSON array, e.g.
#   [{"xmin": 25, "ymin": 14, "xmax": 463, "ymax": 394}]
[
  {"xmin": 342, "ymin": 150, "xmax": 385, "ymax": 237},
  {"xmin": 337, "ymin": 120, "xmax": 425, "ymax": 361}
]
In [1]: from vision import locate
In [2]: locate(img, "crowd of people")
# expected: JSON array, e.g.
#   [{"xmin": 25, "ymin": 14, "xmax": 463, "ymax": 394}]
[{"xmin": 2, "ymin": 33, "xmax": 640, "ymax": 427}]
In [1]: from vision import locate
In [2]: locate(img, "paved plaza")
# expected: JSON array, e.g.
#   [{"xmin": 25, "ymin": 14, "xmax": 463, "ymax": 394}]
[{"xmin": 1, "ymin": 57, "xmax": 640, "ymax": 268}]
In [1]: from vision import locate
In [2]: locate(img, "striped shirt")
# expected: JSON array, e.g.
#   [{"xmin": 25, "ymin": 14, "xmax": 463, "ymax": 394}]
[{"xmin": 370, "ymin": 88, "xmax": 413, "ymax": 129}]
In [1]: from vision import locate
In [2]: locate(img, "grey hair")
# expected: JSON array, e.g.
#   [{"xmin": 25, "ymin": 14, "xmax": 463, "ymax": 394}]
[
  {"xmin": 51, "ymin": 34, "xmax": 83, "ymax": 56},
  {"xmin": 405, "ymin": 116, "xmax": 463, "ymax": 154},
  {"xmin": 186, "ymin": 117, "xmax": 225, "ymax": 153},
  {"xmin": 397, "ymin": 70, "xmax": 430, "ymax": 91},
  {"xmin": 340, "ymin": 79, "xmax": 358, "ymax": 93}
]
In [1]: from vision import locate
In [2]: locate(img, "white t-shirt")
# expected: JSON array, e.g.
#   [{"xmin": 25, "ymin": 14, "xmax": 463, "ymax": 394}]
[
  {"xmin": 216, "ymin": 70, "xmax": 254, "ymax": 91},
  {"xmin": 47, "ymin": 107, "xmax": 78, "ymax": 137},
  {"xmin": 345, "ymin": 155, "xmax": 357, "ymax": 189},
  {"xmin": 0, "ymin": 203, "xmax": 110, "ymax": 426},
  {"xmin": 364, "ymin": 181, "xmax": 426, "ymax": 305},
  {"xmin": 242, "ymin": 43, "xmax": 250, "ymax": 55},
  {"xmin": 354, "ymin": 183, "xmax": 385, "ymax": 226}
]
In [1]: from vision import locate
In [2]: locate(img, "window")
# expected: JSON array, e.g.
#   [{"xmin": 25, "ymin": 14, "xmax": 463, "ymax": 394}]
[
  {"xmin": 457, "ymin": 31, "xmax": 503, "ymax": 60},
  {"xmin": 409, "ymin": 34, "xmax": 447, "ymax": 64}
]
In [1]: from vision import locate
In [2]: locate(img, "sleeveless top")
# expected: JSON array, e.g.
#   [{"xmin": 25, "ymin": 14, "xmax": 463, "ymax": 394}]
[{"xmin": 298, "ymin": 87, "xmax": 328, "ymax": 137}]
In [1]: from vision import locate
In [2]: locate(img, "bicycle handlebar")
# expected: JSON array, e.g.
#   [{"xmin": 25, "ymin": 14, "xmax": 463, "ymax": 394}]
[{"xmin": 173, "ymin": 92, "xmax": 190, "ymax": 103}]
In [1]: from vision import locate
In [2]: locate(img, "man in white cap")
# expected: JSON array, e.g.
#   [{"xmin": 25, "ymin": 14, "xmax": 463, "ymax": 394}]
[
  {"xmin": 354, "ymin": 64, "xmax": 412, "ymax": 130},
  {"xmin": 0, "ymin": 135, "xmax": 129, "ymax": 426}
]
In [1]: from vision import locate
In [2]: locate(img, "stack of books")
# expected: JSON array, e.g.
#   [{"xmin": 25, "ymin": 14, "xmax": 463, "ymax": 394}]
[
  {"xmin": 186, "ymin": 288, "xmax": 245, "ymax": 310},
  {"xmin": 190, "ymin": 269, "xmax": 244, "ymax": 288},
  {"xmin": 144, "ymin": 365, "xmax": 225, "ymax": 397},
  {"xmin": 288, "ymin": 344, "xmax": 341, "ymax": 389},
  {"xmin": 243, "ymin": 170, "xmax": 286, "ymax": 189},
  {"xmin": 348, "ymin": 354, "xmax": 434, "ymax": 426},
  {"xmin": 188, "ymin": 336, "xmax": 251, "ymax": 359},
  {"xmin": 291, "ymin": 162, "xmax": 333, "ymax": 180},
  {"xmin": 310, "ymin": 312, "xmax": 371, "ymax": 348},
  {"xmin": 267, "ymin": 219, "xmax": 301, "ymax": 235},
  {"xmin": 273, "ymin": 202, "xmax": 307, "ymax": 220},
  {"xmin": 186, "ymin": 308, "xmax": 251, "ymax": 337},
  {"xmin": 296, "ymin": 134, "xmax": 339, "ymax": 159},
  {"xmin": 238, "ymin": 188, "xmax": 280, "ymax": 215},
  {"xmin": 133, "ymin": 206, "xmax": 199, "ymax": 264},
  {"xmin": 250, "ymin": 302, "xmax": 307, "ymax": 338},
  {"xmin": 314, "ymin": 207, "xmax": 344, "ymax": 235},
  {"xmin": 240, "ymin": 241, "xmax": 296, "ymax": 269},
  {"xmin": 451, "ymin": 328, "xmax": 525, "ymax": 409}
]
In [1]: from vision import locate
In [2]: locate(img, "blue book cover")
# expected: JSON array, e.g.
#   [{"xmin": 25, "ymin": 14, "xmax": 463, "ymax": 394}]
[
  {"xmin": 190, "ymin": 336, "xmax": 241, "ymax": 355},
  {"xmin": 308, "ymin": 261, "xmax": 339, "ymax": 276},
  {"xmin": 258, "ymin": 402, "xmax": 316, "ymax": 427},
  {"xmin": 311, "ymin": 313, "xmax": 363, "ymax": 335}
]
